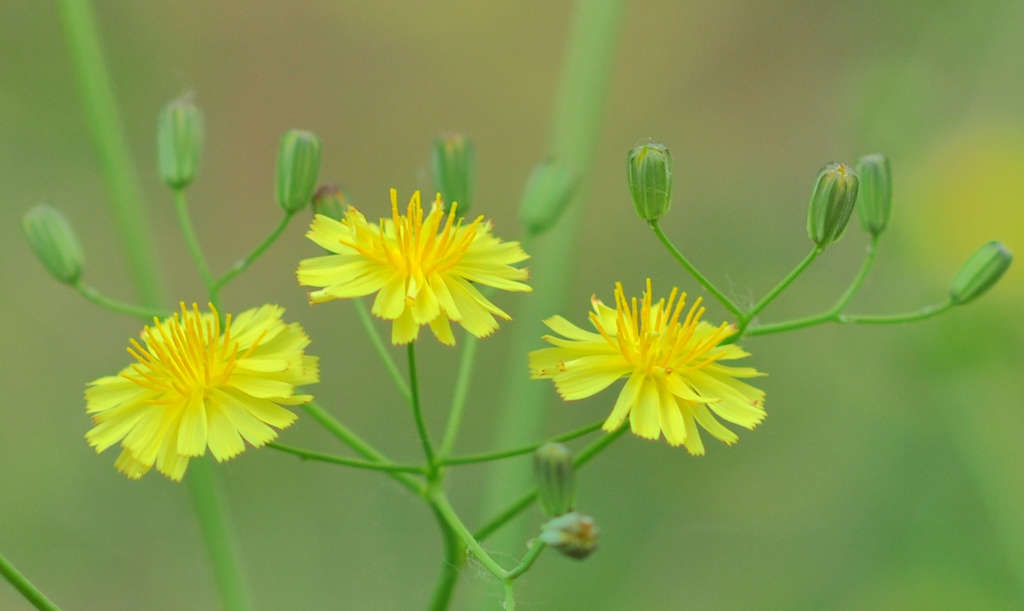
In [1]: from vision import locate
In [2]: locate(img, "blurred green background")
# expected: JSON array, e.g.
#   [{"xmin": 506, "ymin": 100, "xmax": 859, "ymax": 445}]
[{"xmin": 2, "ymin": 1, "xmax": 1023, "ymax": 609}]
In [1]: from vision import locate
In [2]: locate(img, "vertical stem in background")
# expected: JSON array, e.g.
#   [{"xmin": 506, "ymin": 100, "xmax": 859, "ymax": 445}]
[
  {"xmin": 481, "ymin": 0, "xmax": 627, "ymax": 553},
  {"xmin": 57, "ymin": 2, "xmax": 252, "ymax": 609},
  {"xmin": 56, "ymin": 0, "xmax": 165, "ymax": 307}
]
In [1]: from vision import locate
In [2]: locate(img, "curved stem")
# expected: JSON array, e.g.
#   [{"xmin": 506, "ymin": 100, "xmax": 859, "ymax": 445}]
[
  {"xmin": 214, "ymin": 213, "xmax": 294, "ymax": 290},
  {"xmin": 300, "ymin": 401, "xmax": 425, "ymax": 496},
  {"xmin": 650, "ymin": 220, "xmax": 744, "ymax": 319},
  {"xmin": 429, "ymin": 492, "xmax": 508, "ymax": 579},
  {"xmin": 438, "ymin": 334, "xmax": 479, "ymax": 458},
  {"xmin": 505, "ymin": 541, "xmax": 545, "ymax": 580},
  {"xmin": 74, "ymin": 282, "xmax": 168, "ymax": 320},
  {"xmin": 407, "ymin": 343, "xmax": 437, "ymax": 467},
  {"xmin": 441, "ymin": 419, "xmax": 603, "ymax": 466},
  {"xmin": 830, "ymin": 235, "xmax": 879, "ymax": 314},
  {"xmin": 265, "ymin": 442, "xmax": 426, "ymax": 473},
  {"xmin": 841, "ymin": 300, "xmax": 955, "ymax": 324},
  {"xmin": 743, "ymin": 246, "xmax": 822, "ymax": 323},
  {"xmin": 353, "ymin": 299, "xmax": 412, "ymax": 404},
  {"xmin": 0, "ymin": 551, "xmax": 61, "ymax": 611},
  {"xmin": 427, "ymin": 506, "xmax": 466, "ymax": 611},
  {"xmin": 172, "ymin": 188, "xmax": 219, "ymax": 308}
]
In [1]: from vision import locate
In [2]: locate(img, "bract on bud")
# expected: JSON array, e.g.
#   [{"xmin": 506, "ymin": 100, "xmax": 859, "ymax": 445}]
[
  {"xmin": 157, "ymin": 94, "xmax": 204, "ymax": 190},
  {"xmin": 431, "ymin": 133, "xmax": 475, "ymax": 215},
  {"xmin": 22, "ymin": 203, "xmax": 84, "ymax": 284},
  {"xmin": 312, "ymin": 184, "xmax": 348, "ymax": 222},
  {"xmin": 533, "ymin": 443, "xmax": 576, "ymax": 517},
  {"xmin": 519, "ymin": 159, "xmax": 579, "ymax": 236},
  {"xmin": 538, "ymin": 512, "xmax": 599, "ymax": 560},
  {"xmin": 949, "ymin": 241, "xmax": 1012, "ymax": 305},
  {"xmin": 807, "ymin": 162, "xmax": 859, "ymax": 247},
  {"xmin": 276, "ymin": 130, "xmax": 322, "ymax": 213},
  {"xmin": 855, "ymin": 153, "xmax": 892, "ymax": 235},
  {"xmin": 627, "ymin": 142, "xmax": 673, "ymax": 221}
]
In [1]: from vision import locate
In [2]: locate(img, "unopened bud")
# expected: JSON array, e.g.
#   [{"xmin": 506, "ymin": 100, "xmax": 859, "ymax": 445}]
[
  {"xmin": 533, "ymin": 443, "xmax": 576, "ymax": 517},
  {"xmin": 312, "ymin": 184, "xmax": 348, "ymax": 222},
  {"xmin": 538, "ymin": 512, "xmax": 599, "ymax": 560},
  {"xmin": 431, "ymin": 133, "xmax": 475, "ymax": 215},
  {"xmin": 276, "ymin": 130, "xmax": 322, "ymax": 213},
  {"xmin": 949, "ymin": 241, "xmax": 1012, "ymax": 305},
  {"xmin": 855, "ymin": 154, "xmax": 892, "ymax": 235},
  {"xmin": 22, "ymin": 203, "xmax": 84, "ymax": 284},
  {"xmin": 807, "ymin": 162, "xmax": 859, "ymax": 247},
  {"xmin": 157, "ymin": 94, "xmax": 204, "ymax": 189},
  {"xmin": 519, "ymin": 160, "xmax": 579, "ymax": 236},
  {"xmin": 627, "ymin": 142, "xmax": 673, "ymax": 221}
]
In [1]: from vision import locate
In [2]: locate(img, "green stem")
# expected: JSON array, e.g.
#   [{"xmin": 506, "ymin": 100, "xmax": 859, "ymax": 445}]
[
  {"xmin": 186, "ymin": 458, "xmax": 253, "ymax": 611},
  {"xmin": 441, "ymin": 419, "xmax": 603, "ymax": 466},
  {"xmin": 214, "ymin": 213, "xmax": 294, "ymax": 290},
  {"xmin": 265, "ymin": 442, "xmax": 426, "ymax": 473},
  {"xmin": 841, "ymin": 300, "xmax": 955, "ymax": 324},
  {"xmin": 56, "ymin": 0, "xmax": 165, "ymax": 307},
  {"xmin": 172, "ymin": 189, "xmax": 219, "ymax": 308},
  {"xmin": 300, "ymin": 402, "xmax": 425, "ymax": 496},
  {"xmin": 429, "ymin": 492, "xmax": 508, "ymax": 579},
  {"xmin": 353, "ymin": 299, "xmax": 412, "ymax": 404},
  {"xmin": 831, "ymin": 235, "xmax": 879, "ymax": 313},
  {"xmin": 407, "ymin": 343, "xmax": 437, "ymax": 468},
  {"xmin": 504, "ymin": 580, "xmax": 516, "ymax": 611},
  {"xmin": 0, "ymin": 551, "xmax": 61, "ymax": 611},
  {"xmin": 426, "ymin": 507, "xmax": 466, "ymax": 611},
  {"xmin": 650, "ymin": 220, "xmax": 744, "ymax": 319},
  {"xmin": 743, "ymin": 246, "xmax": 822, "ymax": 323},
  {"xmin": 74, "ymin": 281, "xmax": 168, "ymax": 320},
  {"xmin": 438, "ymin": 334, "xmax": 479, "ymax": 458},
  {"xmin": 505, "ymin": 541, "xmax": 545, "ymax": 580}
]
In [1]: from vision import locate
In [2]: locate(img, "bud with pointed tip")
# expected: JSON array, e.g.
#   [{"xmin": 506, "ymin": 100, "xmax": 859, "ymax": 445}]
[
  {"xmin": 22, "ymin": 203, "xmax": 84, "ymax": 284},
  {"xmin": 157, "ymin": 94, "xmax": 205, "ymax": 190},
  {"xmin": 627, "ymin": 142, "xmax": 673, "ymax": 221},
  {"xmin": 855, "ymin": 153, "xmax": 892, "ymax": 235},
  {"xmin": 807, "ymin": 162, "xmax": 859, "ymax": 247},
  {"xmin": 312, "ymin": 184, "xmax": 348, "ymax": 222},
  {"xmin": 276, "ymin": 130, "xmax": 322, "ymax": 213},
  {"xmin": 519, "ymin": 159, "xmax": 579, "ymax": 236},
  {"xmin": 431, "ymin": 133, "xmax": 475, "ymax": 215},
  {"xmin": 533, "ymin": 443, "xmax": 577, "ymax": 517},
  {"xmin": 539, "ymin": 512, "xmax": 599, "ymax": 560},
  {"xmin": 949, "ymin": 241, "xmax": 1012, "ymax": 305}
]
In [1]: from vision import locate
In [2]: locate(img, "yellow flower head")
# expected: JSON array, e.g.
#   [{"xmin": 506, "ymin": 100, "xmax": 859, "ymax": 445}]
[
  {"xmin": 297, "ymin": 189, "xmax": 531, "ymax": 345},
  {"xmin": 85, "ymin": 303, "xmax": 318, "ymax": 481},
  {"xmin": 530, "ymin": 280, "xmax": 766, "ymax": 455}
]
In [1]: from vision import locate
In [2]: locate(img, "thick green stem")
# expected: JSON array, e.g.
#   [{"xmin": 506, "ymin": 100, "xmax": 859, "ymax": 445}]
[
  {"xmin": 0, "ymin": 551, "xmax": 61, "ymax": 611},
  {"xmin": 438, "ymin": 334, "xmax": 479, "ymax": 458},
  {"xmin": 265, "ymin": 442, "xmax": 426, "ymax": 473},
  {"xmin": 353, "ymin": 299, "xmax": 412, "ymax": 404},
  {"xmin": 407, "ymin": 343, "xmax": 437, "ymax": 467},
  {"xmin": 172, "ymin": 189, "xmax": 219, "ymax": 308},
  {"xmin": 215, "ymin": 213, "xmax": 294, "ymax": 290},
  {"xmin": 440, "ymin": 419, "xmax": 603, "ymax": 466},
  {"xmin": 504, "ymin": 581, "xmax": 516, "ymax": 611},
  {"xmin": 56, "ymin": 0, "xmax": 165, "ymax": 307},
  {"xmin": 650, "ymin": 221, "xmax": 744, "ymax": 319},
  {"xmin": 74, "ymin": 282, "xmax": 168, "ymax": 320},
  {"xmin": 427, "ymin": 507, "xmax": 466, "ymax": 611}
]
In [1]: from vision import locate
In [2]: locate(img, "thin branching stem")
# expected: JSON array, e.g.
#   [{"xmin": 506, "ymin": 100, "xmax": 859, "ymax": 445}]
[
  {"xmin": 265, "ymin": 442, "xmax": 427, "ymax": 473},
  {"xmin": 214, "ymin": 213, "xmax": 294, "ymax": 290},
  {"xmin": 440, "ymin": 419, "xmax": 603, "ymax": 466}
]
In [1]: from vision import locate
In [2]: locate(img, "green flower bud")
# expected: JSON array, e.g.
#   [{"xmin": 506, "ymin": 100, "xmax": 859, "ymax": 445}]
[
  {"xmin": 430, "ymin": 133, "xmax": 476, "ymax": 215},
  {"xmin": 157, "ymin": 94, "xmax": 204, "ymax": 190},
  {"xmin": 276, "ymin": 130, "xmax": 322, "ymax": 213},
  {"xmin": 855, "ymin": 153, "xmax": 892, "ymax": 235},
  {"xmin": 538, "ymin": 512, "xmax": 599, "ymax": 560},
  {"xmin": 807, "ymin": 162, "xmax": 859, "ymax": 247},
  {"xmin": 533, "ymin": 442, "xmax": 577, "ymax": 517},
  {"xmin": 627, "ymin": 142, "xmax": 673, "ymax": 221},
  {"xmin": 312, "ymin": 184, "xmax": 349, "ymax": 222},
  {"xmin": 22, "ymin": 203, "xmax": 84, "ymax": 284},
  {"xmin": 949, "ymin": 241, "xmax": 1012, "ymax": 305},
  {"xmin": 519, "ymin": 159, "xmax": 579, "ymax": 236}
]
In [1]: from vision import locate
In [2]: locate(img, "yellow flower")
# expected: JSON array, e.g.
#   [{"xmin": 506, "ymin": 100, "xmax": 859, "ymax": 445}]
[
  {"xmin": 85, "ymin": 303, "xmax": 318, "ymax": 481},
  {"xmin": 530, "ymin": 280, "xmax": 766, "ymax": 455},
  {"xmin": 297, "ymin": 189, "xmax": 531, "ymax": 345}
]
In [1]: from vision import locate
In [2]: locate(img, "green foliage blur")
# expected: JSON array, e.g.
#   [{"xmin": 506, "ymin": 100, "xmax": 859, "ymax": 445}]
[{"xmin": 1, "ymin": 1, "xmax": 1022, "ymax": 609}]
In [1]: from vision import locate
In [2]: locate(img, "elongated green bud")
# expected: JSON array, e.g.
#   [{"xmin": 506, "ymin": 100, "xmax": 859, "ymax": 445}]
[
  {"xmin": 855, "ymin": 153, "xmax": 892, "ymax": 235},
  {"xmin": 22, "ymin": 203, "xmax": 84, "ymax": 284},
  {"xmin": 627, "ymin": 142, "xmax": 673, "ymax": 221},
  {"xmin": 539, "ymin": 512, "xmax": 599, "ymax": 560},
  {"xmin": 949, "ymin": 241, "xmax": 1012, "ymax": 304},
  {"xmin": 276, "ymin": 130, "xmax": 322, "ymax": 213},
  {"xmin": 431, "ymin": 133, "xmax": 475, "ymax": 215},
  {"xmin": 157, "ymin": 95, "xmax": 204, "ymax": 189},
  {"xmin": 312, "ymin": 184, "xmax": 348, "ymax": 222},
  {"xmin": 807, "ymin": 163, "xmax": 858, "ymax": 247},
  {"xmin": 533, "ymin": 443, "xmax": 577, "ymax": 517},
  {"xmin": 519, "ymin": 160, "xmax": 579, "ymax": 236}
]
